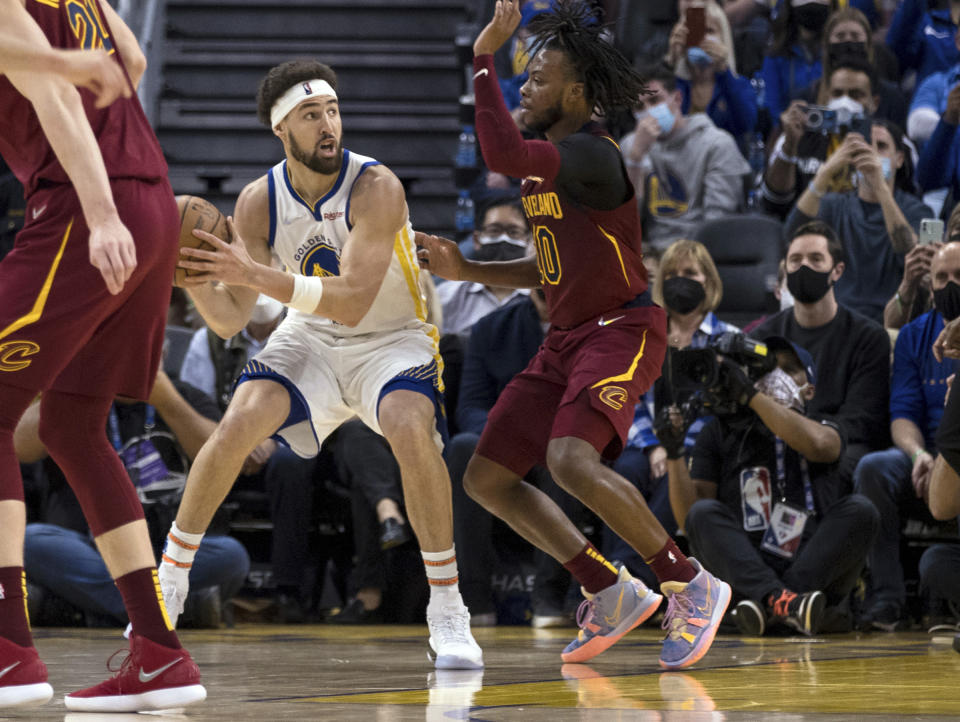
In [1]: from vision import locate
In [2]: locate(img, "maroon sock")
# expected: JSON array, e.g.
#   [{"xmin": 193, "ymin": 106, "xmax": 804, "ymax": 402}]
[
  {"xmin": 0, "ymin": 567, "xmax": 33, "ymax": 648},
  {"xmin": 644, "ymin": 538, "xmax": 697, "ymax": 584},
  {"xmin": 115, "ymin": 568, "xmax": 180, "ymax": 650},
  {"xmin": 563, "ymin": 543, "xmax": 620, "ymax": 594}
]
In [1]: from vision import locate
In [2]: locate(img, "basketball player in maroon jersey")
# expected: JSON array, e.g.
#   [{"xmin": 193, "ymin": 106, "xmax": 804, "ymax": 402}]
[
  {"xmin": 0, "ymin": 0, "xmax": 204, "ymax": 711},
  {"xmin": 417, "ymin": 0, "xmax": 731, "ymax": 669}
]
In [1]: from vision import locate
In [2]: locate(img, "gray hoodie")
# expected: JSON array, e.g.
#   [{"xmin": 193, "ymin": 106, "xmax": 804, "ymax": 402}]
[{"xmin": 627, "ymin": 114, "xmax": 751, "ymax": 251}]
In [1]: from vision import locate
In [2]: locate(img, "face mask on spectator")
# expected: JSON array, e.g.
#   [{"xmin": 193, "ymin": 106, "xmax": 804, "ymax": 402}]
[
  {"xmin": 786, "ymin": 265, "xmax": 833, "ymax": 304},
  {"xmin": 474, "ymin": 239, "xmax": 529, "ymax": 262},
  {"xmin": 793, "ymin": 2, "xmax": 829, "ymax": 32},
  {"xmin": 755, "ymin": 366, "xmax": 809, "ymax": 412},
  {"xmin": 934, "ymin": 281, "xmax": 960, "ymax": 322},
  {"xmin": 828, "ymin": 41, "xmax": 868, "ymax": 61},
  {"xmin": 826, "ymin": 95, "xmax": 864, "ymax": 116},
  {"xmin": 250, "ymin": 294, "xmax": 285, "ymax": 324},
  {"xmin": 662, "ymin": 276, "xmax": 706, "ymax": 314},
  {"xmin": 779, "ymin": 283, "xmax": 795, "ymax": 310},
  {"xmin": 686, "ymin": 46, "xmax": 713, "ymax": 67},
  {"xmin": 636, "ymin": 102, "xmax": 676, "ymax": 137}
]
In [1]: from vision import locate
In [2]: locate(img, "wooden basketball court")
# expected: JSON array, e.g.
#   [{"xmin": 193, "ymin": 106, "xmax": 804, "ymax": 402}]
[{"xmin": 6, "ymin": 625, "xmax": 957, "ymax": 720}]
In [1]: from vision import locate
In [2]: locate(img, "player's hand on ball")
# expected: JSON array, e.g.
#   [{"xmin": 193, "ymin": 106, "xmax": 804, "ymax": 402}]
[
  {"xmin": 158, "ymin": 559, "xmax": 190, "ymax": 628},
  {"xmin": 415, "ymin": 231, "xmax": 465, "ymax": 281},
  {"xmin": 178, "ymin": 216, "xmax": 254, "ymax": 287}
]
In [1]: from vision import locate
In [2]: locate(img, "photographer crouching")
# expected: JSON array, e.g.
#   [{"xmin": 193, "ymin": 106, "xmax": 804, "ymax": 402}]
[{"xmin": 656, "ymin": 335, "xmax": 879, "ymax": 636}]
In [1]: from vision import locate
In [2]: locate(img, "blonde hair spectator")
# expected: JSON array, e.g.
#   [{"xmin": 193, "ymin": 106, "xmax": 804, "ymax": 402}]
[{"xmin": 653, "ymin": 239, "xmax": 724, "ymax": 313}]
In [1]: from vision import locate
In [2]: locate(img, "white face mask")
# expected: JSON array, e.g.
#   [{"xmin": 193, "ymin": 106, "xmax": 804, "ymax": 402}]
[
  {"xmin": 827, "ymin": 95, "xmax": 865, "ymax": 117},
  {"xmin": 755, "ymin": 367, "xmax": 809, "ymax": 412},
  {"xmin": 477, "ymin": 233, "xmax": 528, "ymax": 248},
  {"xmin": 249, "ymin": 294, "xmax": 285, "ymax": 324},
  {"xmin": 779, "ymin": 283, "xmax": 795, "ymax": 310}
]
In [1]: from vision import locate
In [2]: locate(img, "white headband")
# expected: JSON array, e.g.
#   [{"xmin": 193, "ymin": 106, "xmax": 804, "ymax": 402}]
[{"xmin": 270, "ymin": 79, "xmax": 338, "ymax": 128}]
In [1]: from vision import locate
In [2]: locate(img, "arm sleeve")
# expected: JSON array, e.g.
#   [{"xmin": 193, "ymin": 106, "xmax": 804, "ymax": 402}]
[
  {"xmin": 916, "ymin": 118, "xmax": 959, "ymax": 192},
  {"xmin": 554, "ymin": 133, "xmax": 631, "ymax": 210},
  {"xmin": 889, "ymin": 323, "xmax": 926, "ymax": 426},
  {"xmin": 714, "ymin": 69, "xmax": 758, "ymax": 138},
  {"xmin": 473, "ymin": 54, "xmax": 562, "ymax": 180}
]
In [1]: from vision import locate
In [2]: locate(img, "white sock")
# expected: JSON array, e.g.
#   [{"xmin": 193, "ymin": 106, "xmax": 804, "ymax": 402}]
[
  {"xmin": 422, "ymin": 546, "xmax": 460, "ymax": 599},
  {"xmin": 163, "ymin": 521, "xmax": 204, "ymax": 567}
]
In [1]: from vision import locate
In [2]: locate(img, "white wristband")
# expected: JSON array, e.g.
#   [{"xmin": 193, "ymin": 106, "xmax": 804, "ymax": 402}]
[{"xmin": 286, "ymin": 274, "xmax": 323, "ymax": 314}]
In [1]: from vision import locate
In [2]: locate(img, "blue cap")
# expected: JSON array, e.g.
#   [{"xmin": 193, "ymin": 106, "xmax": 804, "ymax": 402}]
[
  {"xmin": 763, "ymin": 336, "xmax": 817, "ymax": 386},
  {"xmin": 521, "ymin": 0, "xmax": 556, "ymax": 27}
]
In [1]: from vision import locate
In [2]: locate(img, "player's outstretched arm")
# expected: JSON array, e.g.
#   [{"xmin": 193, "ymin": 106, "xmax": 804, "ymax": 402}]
[
  {"xmin": 0, "ymin": 0, "xmax": 130, "ymax": 108},
  {"xmin": 416, "ymin": 230, "xmax": 541, "ymax": 289},
  {"xmin": 180, "ymin": 178, "xmax": 271, "ymax": 338},
  {"xmin": 3, "ymin": 3, "xmax": 135, "ymax": 295}
]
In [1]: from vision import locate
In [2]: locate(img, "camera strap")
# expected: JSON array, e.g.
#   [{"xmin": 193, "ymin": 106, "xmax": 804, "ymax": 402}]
[{"xmin": 774, "ymin": 437, "xmax": 815, "ymax": 514}]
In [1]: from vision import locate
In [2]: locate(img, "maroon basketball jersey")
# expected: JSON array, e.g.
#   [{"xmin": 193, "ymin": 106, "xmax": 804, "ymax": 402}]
[
  {"xmin": 0, "ymin": 0, "xmax": 167, "ymax": 196},
  {"xmin": 521, "ymin": 128, "xmax": 648, "ymax": 329}
]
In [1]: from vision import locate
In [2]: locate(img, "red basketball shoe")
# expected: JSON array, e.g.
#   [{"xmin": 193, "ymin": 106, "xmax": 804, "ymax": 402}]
[
  {"xmin": 64, "ymin": 634, "xmax": 205, "ymax": 712},
  {"xmin": 0, "ymin": 637, "xmax": 53, "ymax": 708}
]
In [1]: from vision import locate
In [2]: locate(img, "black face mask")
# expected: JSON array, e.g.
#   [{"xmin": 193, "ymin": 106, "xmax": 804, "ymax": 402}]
[
  {"xmin": 786, "ymin": 265, "xmax": 833, "ymax": 304},
  {"xmin": 662, "ymin": 276, "xmax": 706, "ymax": 314},
  {"xmin": 474, "ymin": 242, "xmax": 527, "ymax": 263},
  {"xmin": 794, "ymin": 3, "xmax": 829, "ymax": 32},
  {"xmin": 828, "ymin": 41, "xmax": 868, "ymax": 64},
  {"xmin": 934, "ymin": 281, "xmax": 960, "ymax": 322}
]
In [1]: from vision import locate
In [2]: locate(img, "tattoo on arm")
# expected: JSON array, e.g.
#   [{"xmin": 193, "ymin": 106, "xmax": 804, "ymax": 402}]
[{"xmin": 891, "ymin": 224, "xmax": 915, "ymax": 255}]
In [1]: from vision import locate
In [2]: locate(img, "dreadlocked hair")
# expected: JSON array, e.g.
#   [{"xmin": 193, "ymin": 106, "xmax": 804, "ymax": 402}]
[{"xmin": 526, "ymin": 0, "xmax": 646, "ymax": 118}]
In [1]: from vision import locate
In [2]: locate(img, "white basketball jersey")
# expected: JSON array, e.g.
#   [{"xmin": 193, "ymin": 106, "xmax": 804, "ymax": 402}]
[{"xmin": 267, "ymin": 149, "xmax": 429, "ymax": 336}]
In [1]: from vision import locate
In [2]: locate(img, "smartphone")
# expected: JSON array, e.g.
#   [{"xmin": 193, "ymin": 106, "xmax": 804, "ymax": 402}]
[
  {"xmin": 919, "ymin": 218, "xmax": 945, "ymax": 246},
  {"xmin": 685, "ymin": 2, "xmax": 706, "ymax": 48}
]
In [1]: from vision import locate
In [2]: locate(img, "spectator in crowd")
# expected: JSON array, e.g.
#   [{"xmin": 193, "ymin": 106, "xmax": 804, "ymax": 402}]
[
  {"xmin": 801, "ymin": 8, "xmax": 903, "ymax": 126},
  {"xmin": 622, "ymin": 63, "xmax": 750, "ymax": 252},
  {"xmin": 762, "ymin": 53, "xmax": 882, "ymax": 218},
  {"xmin": 663, "ymin": 0, "xmax": 758, "ymax": 142},
  {"xmin": 883, "ymin": 202, "xmax": 960, "ymax": 330},
  {"xmin": 449, "ymin": 288, "xmax": 579, "ymax": 627},
  {"xmin": 327, "ymin": 418, "xmax": 418, "ymax": 624},
  {"xmin": 907, "ymin": 32, "xmax": 960, "ymax": 146},
  {"xmin": 758, "ymin": 0, "xmax": 829, "ymax": 121},
  {"xmin": 915, "ymin": 81, "xmax": 960, "ymax": 196},
  {"xmin": 659, "ymin": 335, "xmax": 879, "ymax": 636},
  {"xmin": 438, "ymin": 194, "xmax": 532, "ymax": 341},
  {"xmin": 854, "ymin": 241, "xmax": 960, "ymax": 631},
  {"xmin": 605, "ymin": 240, "xmax": 737, "ymax": 587},
  {"xmin": 886, "ymin": 0, "xmax": 959, "ymax": 90},
  {"xmin": 785, "ymin": 119, "xmax": 931, "ymax": 323},
  {"xmin": 753, "ymin": 221, "xmax": 891, "ymax": 484},
  {"xmin": 14, "ymin": 370, "xmax": 249, "ymax": 629}
]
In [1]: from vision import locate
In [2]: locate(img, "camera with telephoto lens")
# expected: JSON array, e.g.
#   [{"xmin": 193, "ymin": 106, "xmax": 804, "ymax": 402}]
[
  {"xmin": 803, "ymin": 105, "xmax": 872, "ymax": 139},
  {"xmin": 665, "ymin": 332, "xmax": 776, "ymax": 416}
]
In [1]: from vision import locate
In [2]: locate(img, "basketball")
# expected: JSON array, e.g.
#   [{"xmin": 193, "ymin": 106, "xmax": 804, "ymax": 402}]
[{"xmin": 174, "ymin": 195, "xmax": 231, "ymax": 286}]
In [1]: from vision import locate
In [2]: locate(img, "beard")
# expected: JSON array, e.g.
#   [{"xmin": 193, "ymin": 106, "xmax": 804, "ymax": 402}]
[
  {"xmin": 525, "ymin": 99, "xmax": 565, "ymax": 134},
  {"xmin": 289, "ymin": 132, "xmax": 343, "ymax": 175}
]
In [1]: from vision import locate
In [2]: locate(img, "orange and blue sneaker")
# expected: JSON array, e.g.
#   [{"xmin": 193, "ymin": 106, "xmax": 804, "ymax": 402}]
[
  {"xmin": 561, "ymin": 567, "xmax": 663, "ymax": 663},
  {"xmin": 658, "ymin": 558, "xmax": 731, "ymax": 670}
]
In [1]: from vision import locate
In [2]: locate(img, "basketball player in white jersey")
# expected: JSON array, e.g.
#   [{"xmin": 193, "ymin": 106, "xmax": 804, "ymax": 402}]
[{"xmin": 160, "ymin": 59, "xmax": 482, "ymax": 669}]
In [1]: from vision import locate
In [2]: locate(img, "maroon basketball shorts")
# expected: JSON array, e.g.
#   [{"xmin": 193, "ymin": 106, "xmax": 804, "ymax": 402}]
[
  {"xmin": 477, "ymin": 302, "xmax": 667, "ymax": 477},
  {"xmin": 0, "ymin": 177, "xmax": 178, "ymax": 399}
]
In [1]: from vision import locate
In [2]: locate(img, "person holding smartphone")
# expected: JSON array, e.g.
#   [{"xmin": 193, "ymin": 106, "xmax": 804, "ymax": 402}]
[
  {"xmin": 663, "ymin": 0, "xmax": 758, "ymax": 141},
  {"xmin": 786, "ymin": 117, "xmax": 931, "ymax": 323}
]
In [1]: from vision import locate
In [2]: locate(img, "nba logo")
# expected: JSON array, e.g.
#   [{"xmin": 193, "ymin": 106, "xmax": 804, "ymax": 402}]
[
  {"xmin": 302, "ymin": 82, "xmax": 313, "ymax": 95},
  {"xmin": 740, "ymin": 467, "xmax": 772, "ymax": 531}
]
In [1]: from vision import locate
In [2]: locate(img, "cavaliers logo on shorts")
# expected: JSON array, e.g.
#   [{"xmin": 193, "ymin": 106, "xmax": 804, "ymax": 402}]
[
  {"xmin": 597, "ymin": 385, "xmax": 629, "ymax": 411},
  {"xmin": 0, "ymin": 340, "xmax": 40, "ymax": 372}
]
